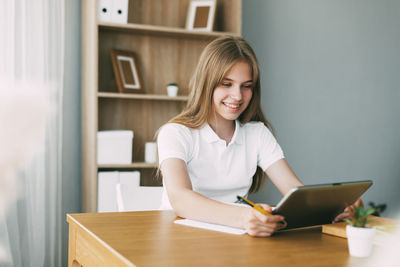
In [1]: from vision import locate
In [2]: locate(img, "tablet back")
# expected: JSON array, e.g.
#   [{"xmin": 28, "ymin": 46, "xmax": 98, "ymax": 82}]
[{"xmin": 272, "ymin": 180, "xmax": 373, "ymax": 230}]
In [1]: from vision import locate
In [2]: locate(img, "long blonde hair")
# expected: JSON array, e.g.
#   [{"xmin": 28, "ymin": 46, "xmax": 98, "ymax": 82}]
[{"xmin": 168, "ymin": 36, "xmax": 274, "ymax": 193}]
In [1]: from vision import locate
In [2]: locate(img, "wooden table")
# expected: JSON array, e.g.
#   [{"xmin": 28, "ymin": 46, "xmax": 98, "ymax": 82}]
[{"xmin": 67, "ymin": 211, "xmax": 372, "ymax": 267}]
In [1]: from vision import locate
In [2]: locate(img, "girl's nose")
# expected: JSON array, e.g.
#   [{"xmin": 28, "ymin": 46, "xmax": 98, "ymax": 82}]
[{"xmin": 230, "ymin": 85, "xmax": 242, "ymax": 100}]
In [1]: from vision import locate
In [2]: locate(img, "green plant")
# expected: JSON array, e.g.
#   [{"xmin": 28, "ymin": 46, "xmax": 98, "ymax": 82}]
[
  {"xmin": 344, "ymin": 204, "xmax": 376, "ymax": 228},
  {"xmin": 167, "ymin": 82, "xmax": 178, "ymax": 86}
]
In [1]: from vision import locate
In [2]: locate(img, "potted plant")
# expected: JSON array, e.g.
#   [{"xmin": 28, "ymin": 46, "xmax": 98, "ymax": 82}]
[
  {"xmin": 166, "ymin": 82, "xmax": 179, "ymax": 97},
  {"xmin": 344, "ymin": 204, "xmax": 376, "ymax": 257}
]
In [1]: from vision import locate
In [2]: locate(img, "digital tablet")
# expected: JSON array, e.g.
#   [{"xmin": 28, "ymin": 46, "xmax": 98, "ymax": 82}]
[{"xmin": 272, "ymin": 180, "xmax": 373, "ymax": 230}]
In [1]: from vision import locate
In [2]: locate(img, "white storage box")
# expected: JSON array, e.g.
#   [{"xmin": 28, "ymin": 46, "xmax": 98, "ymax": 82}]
[
  {"xmin": 97, "ymin": 130, "xmax": 133, "ymax": 164},
  {"xmin": 98, "ymin": 0, "xmax": 129, "ymax": 24}
]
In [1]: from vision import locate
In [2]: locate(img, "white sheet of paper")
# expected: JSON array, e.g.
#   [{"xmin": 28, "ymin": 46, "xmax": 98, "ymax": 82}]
[{"xmin": 174, "ymin": 219, "xmax": 246, "ymax": 235}]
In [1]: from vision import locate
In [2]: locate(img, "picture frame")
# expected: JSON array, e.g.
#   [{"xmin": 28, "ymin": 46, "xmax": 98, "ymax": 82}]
[
  {"xmin": 110, "ymin": 49, "xmax": 143, "ymax": 93},
  {"xmin": 186, "ymin": 0, "xmax": 216, "ymax": 31}
]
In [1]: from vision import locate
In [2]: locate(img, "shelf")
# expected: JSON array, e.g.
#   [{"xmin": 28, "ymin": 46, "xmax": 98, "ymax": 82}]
[
  {"xmin": 82, "ymin": 0, "xmax": 242, "ymax": 212},
  {"xmin": 98, "ymin": 162, "xmax": 157, "ymax": 169},
  {"xmin": 99, "ymin": 22, "xmax": 240, "ymax": 39},
  {"xmin": 98, "ymin": 92, "xmax": 188, "ymax": 101}
]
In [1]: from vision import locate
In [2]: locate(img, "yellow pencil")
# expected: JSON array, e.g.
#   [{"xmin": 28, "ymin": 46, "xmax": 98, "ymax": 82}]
[{"xmin": 237, "ymin": 195, "xmax": 271, "ymax": 216}]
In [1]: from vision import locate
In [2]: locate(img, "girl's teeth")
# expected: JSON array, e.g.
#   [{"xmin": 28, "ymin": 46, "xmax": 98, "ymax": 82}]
[{"xmin": 224, "ymin": 103, "xmax": 239, "ymax": 108}]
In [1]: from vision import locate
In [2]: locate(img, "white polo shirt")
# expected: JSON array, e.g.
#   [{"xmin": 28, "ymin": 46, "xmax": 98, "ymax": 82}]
[{"xmin": 157, "ymin": 120, "xmax": 284, "ymax": 210}]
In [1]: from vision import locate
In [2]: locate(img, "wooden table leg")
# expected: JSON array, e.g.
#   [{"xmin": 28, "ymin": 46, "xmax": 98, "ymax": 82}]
[{"xmin": 68, "ymin": 224, "xmax": 82, "ymax": 267}]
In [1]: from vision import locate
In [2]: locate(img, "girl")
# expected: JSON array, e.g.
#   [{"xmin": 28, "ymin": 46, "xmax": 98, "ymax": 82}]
[{"xmin": 157, "ymin": 36, "xmax": 349, "ymax": 237}]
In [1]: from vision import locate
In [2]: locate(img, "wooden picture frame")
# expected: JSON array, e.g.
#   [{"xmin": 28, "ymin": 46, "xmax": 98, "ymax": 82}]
[
  {"xmin": 186, "ymin": 0, "xmax": 216, "ymax": 31},
  {"xmin": 110, "ymin": 49, "xmax": 143, "ymax": 93}
]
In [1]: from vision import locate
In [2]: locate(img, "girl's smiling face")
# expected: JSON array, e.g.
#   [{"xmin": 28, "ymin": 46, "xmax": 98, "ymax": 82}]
[{"xmin": 211, "ymin": 60, "xmax": 253, "ymax": 124}]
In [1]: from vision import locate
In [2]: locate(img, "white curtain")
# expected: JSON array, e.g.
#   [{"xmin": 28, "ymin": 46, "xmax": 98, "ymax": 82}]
[{"xmin": 0, "ymin": 0, "xmax": 64, "ymax": 266}]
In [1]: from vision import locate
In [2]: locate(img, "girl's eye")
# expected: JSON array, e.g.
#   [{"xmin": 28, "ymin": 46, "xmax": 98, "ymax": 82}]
[
  {"xmin": 221, "ymin": 82, "xmax": 231, "ymax": 87},
  {"xmin": 242, "ymin": 84, "xmax": 253, "ymax": 89}
]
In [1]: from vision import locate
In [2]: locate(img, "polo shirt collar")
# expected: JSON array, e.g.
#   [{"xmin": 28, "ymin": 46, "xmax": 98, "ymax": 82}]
[
  {"xmin": 201, "ymin": 120, "xmax": 244, "ymax": 145},
  {"xmin": 231, "ymin": 120, "xmax": 244, "ymax": 145}
]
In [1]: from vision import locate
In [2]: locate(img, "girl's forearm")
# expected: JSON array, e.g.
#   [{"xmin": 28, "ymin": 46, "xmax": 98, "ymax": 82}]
[{"xmin": 170, "ymin": 189, "xmax": 249, "ymax": 229}]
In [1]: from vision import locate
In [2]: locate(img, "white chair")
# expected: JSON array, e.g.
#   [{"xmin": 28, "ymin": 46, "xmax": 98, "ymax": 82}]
[
  {"xmin": 98, "ymin": 171, "xmax": 162, "ymax": 212},
  {"xmin": 116, "ymin": 183, "xmax": 163, "ymax": 212}
]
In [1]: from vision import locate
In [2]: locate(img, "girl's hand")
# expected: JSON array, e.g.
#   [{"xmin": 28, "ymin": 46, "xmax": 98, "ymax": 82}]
[
  {"xmin": 333, "ymin": 198, "xmax": 363, "ymax": 223},
  {"xmin": 242, "ymin": 204, "xmax": 287, "ymax": 237}
]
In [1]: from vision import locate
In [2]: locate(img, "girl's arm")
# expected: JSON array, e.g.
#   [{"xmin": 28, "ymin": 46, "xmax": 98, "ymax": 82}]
[
  {"xmin": 161, "ymin": 158, "xmax": 285, "ymax": 236},
  {"xmin": 265, "ymin": 158, "xmax": 304, "ymax": 195}
]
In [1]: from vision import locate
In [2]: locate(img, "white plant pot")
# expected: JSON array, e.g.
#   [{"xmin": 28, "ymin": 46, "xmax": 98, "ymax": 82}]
[
  {"xmin": 167, "ymin": 85, "xmax": 179, "ymax": 97},
  {"xmin": 346, "ymin": 225, "xmax": 376, "ymax": 257}
]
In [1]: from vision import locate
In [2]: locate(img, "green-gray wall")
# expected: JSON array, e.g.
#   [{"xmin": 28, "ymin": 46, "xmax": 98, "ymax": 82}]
[
  {"xmin": 62, "ymin": 0, "xmax": 81, "ymax": 266},
  {"xmin": 244, "ymin": 1, "xmax": 400, "ymax": 218}
]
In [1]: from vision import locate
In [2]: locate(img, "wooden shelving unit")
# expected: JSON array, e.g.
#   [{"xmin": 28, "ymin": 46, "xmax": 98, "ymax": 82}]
[{"xmin": 82, "ymin": 0, "xmax": 242, "ymax": 212}]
